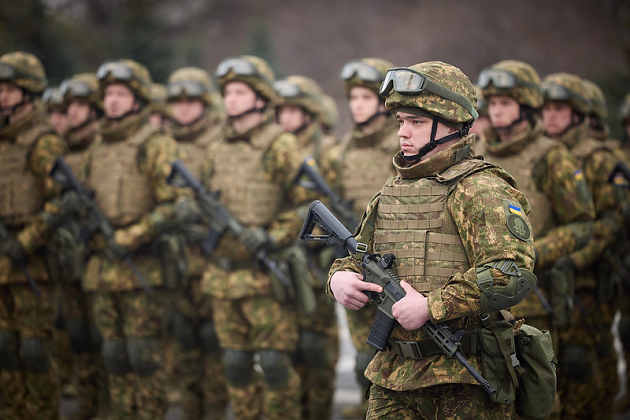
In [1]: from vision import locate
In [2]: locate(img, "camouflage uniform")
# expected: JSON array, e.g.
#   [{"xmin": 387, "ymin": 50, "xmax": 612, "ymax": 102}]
[
  {"xmin": 0, "ymin": 51, "xmax": 67, "ymax": 420},
  {"xmin": 329, "ymin": 61, "xmax": 536, "ymax": 419},
  {"xmin": 165, "ymin": 66, "xmax": 229, "ymax": 420},
  {"xmin": 149, "ymin": 83, "xmax": 170, "ymax": 128},
  {"xmin": 200, "ymin": 55, "xmax": 309, "ymax": 420},
  {"xmin": 47, "ymin": 72, "xmax": 109, "ymax": 420},
  {"xmin": 543, "ymin": 73, "xmax": 623, "ymax": 420},
  {"xmin": 83, "ymin": 59, "xmax": 182, "ymax": 420},
  {"xmin": 321, "ymin": 58, "xmax": 400, "ymax": 412},
  {"xmin": 274, "ymin": 75, "xmax": 339, "ymax": 420}
]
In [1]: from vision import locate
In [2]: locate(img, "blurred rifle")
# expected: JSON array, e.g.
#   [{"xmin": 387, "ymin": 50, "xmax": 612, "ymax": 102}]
[{"xmin": 0, "ymin": 219, "xmax": 42, "ymax": 297}]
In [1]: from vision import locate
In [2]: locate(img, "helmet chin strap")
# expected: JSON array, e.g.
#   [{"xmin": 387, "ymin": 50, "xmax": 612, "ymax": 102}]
[
  {"xmin": 552, "ymin": 110, "xmax": 584, "ymax": 138},
  {"xmin": 228, "ymin": 96, "xmax": 266, "ymax": 120},
  {"xmin": 354, "ymin": 109, "xmax": 389, "ymax": 128},
  {"xmin": 107, "ymin": 98, "xmax": 141, "ymax": 122},
  {"xmin": 492, "ymin": 105, "xmax": 528, "ymax": 136},
  {"xmin": 402, "ymin": 116, "xmax": 464, "ymax": 163},
  {"xmin": 3, "ymin": 90, "xmax": 31, "ymax": 116}
]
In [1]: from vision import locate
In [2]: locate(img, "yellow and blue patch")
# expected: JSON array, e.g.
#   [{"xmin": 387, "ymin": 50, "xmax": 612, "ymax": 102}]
[
  {"xmin": 508, "ymin": 203, "xmax": 523, "ymax": 216},
  {"xmin": 573, "ymin": 169, "xmax": 584, "ymax": 181}
]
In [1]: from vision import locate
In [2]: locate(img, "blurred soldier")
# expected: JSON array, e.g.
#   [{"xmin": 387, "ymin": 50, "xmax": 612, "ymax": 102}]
[
  {"xmin": 165, "ymin": 66, "xmax": 229, "ymax": 420},
  {"xmin": 47, "ymin": 72, "xmax": 108, "ymax": 420},
  {"xmin": 200, "ymin": 55, "xmax": 310, "ymax": 420},
  {"xmin": 84, "ymin": 58, "xmax": 182, "ymax": 419},
  {"xmin": 149, "ymin": 83, "xmax": 169, "ymax": 128},
  {"xmin": 319, "ymin": 93, "xmax": 340, "ymax": 137},
  {"xmin": 469, "ymin": 85, "xmax": 490, "ymax": 145},
  {"xmin": 319, "ymin": 57, "xmax": 399, "ymax": 418},
  {"xmin": 329, "ymin": 60, "xmax": 536, "ymax": 419},
  {"xmin": 542, "ymin": 72, "xmax": 625, "ymax": 420},
  {"xmin": 274, "ymin": 75, "xmax": 339, "ymax": 419},
  {"xmin": 0, "ymin": 51, "xmax": 67, "ymax": 420},
  {"xmin": 42, "ymin": 85, "xmax": 70, "ymax": 136},
  {"xmin": 477, "ymin": 61, "xmax": 596, "ymax": 419}
]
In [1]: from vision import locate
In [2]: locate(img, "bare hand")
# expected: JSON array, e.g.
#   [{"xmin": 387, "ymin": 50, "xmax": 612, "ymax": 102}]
[
  {"xmin": 330, "ymin": 271, "xmax": 383, "ymax": 310},
  {"xmin": 392, "ymin": 281, "xmax": 430, "ymax": 330}
]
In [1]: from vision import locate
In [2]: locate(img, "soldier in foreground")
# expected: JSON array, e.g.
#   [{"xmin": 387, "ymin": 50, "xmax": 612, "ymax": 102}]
[
  {"xmin": 329, "ymin": 61, "xmax": 536, "ymax": 418},
  {"xmin": 0, "ymin": 51, "xmax": 67, "ymax": 419}
]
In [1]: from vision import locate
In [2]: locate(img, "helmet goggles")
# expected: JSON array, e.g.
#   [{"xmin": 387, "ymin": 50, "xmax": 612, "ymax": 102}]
[
  {"xmin": 60, "ymin": 79, "xmax": 92, "ymax": 98},
  {"xmin": 477, "ymin": 68, "xmax": 540, "ymax": 91},
  {"xmin": 42, "ymin": 88, "xmax": 63, "ymax": 105},
  {"xmin": 0, "ymin": 62, "xmax": 39, "ymax": 82},
  {"xmin": 542, "ymin": 82, "xmax": 589, "ymax": 108},
  {"xmin": 216, "ymin": 57, "xmax": 269, "ymax": 82},
  {"xmin": 273, "ymin": 80, "xmax": 304, "ymax": 98},
  {"xmin": 167, "ymin": 80, "xmax": 208, "ymax": 99},
  {"xmin": 340, "ymin": 61, "xmax": 382, "ymax": 82},
  {"xmin": 96, "ymin": 62, "xmax": 135, "ymax": 82},
  {"xmin": 380, "ymin": 67, "xmax": 478, "ymax": 120}
]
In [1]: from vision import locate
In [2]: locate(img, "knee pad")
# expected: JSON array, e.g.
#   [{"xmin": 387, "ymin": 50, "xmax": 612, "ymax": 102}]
[
  {"xmin": 170, "ymin": 310, "xmax": 198, "ymax": 349},
  {"xmin": 562, "ymin": 345, "xmax": 595, "ymax": 384},
  {"xmin": 102, "ymin": 339, "xmax": 131, "ymax": 376},
  {"xmin": 355, "ymin": 351, "xmax": 374, "ymax": 390},
  {"xmin": 20, "ymin": 337, "xmax": 50, "ymax": 374},
  {"xmin": 258, "ymin": 349, "xmax": 291, "ymax": 389},
  {"xmin": 222, "ymin": 349, "xmax": 253, "ymax": 387},
  {"xmin": 298, "ymin": 330, "xmax": 327, "ymax": 368},
  {"xmin": 199, "ymin": 319, "xmax": 220, "ymax": 354},
  {"xmin": 127, "ymin": 337, "xmax": 161, "ymax": 378},
  {"xmin": 66, "ymin": 319, "xmax": 94, "ymax": 354},
  {"xmin": 0, "ymin": 330, "xmax": 19, "ymax": 371}
]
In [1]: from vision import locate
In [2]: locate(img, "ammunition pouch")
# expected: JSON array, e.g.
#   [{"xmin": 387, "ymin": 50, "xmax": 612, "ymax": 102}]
[
  {"xmin": 153, "ymin": 233, "xmax": 188, "ymax": 290},
  {"xmin": 477, "ymin": 319, "xmax": 518, "ymax": 405},
  {"xmin": 0, "ymin": 330, "xmax": 19, "ymax": 371},
  {"xmin": 476, "ymin": 259, "xmax": 537, "ymax": 312},
  {"xmin": 45, "ymin": 220, "xmax": 87, "ymax": 284},
  {"xmin": 20, "ymin": 337, "xmax": 50, "ymax": 374}
]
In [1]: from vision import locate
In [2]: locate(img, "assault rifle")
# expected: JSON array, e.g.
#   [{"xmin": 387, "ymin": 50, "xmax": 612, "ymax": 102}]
[
  {"xmin": 0, "ymin": 219, "xmax": 42, "ymax": 297},
  {"xmin": 300, "ymin": 200, "xmax": 496, "ymax": 397},
  {"xmin": 167, "ymin": 160, "xmax": 291, "ymax": 287},
  {"xmin": 49, "ymin": 156, "xmax": 153, "ymax": 294},
  {"xmin": 294, "ymin": 157, "xmax": 360, "ymax": 232}
]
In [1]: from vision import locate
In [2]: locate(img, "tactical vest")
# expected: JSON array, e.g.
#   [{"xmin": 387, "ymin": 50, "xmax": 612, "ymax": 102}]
[
  {"xmin": 483, "ymin": 135, "xmax": 557, "ymax": 237},
  {"xmin": 210, "ymin": 123, "xmax": 285, "ymax": 227},
  {"xmin": 87, "ymin": 123, "xmax": 159, "ymax": 227},
  {"xmin": 0, "ymin": 123, "xmax": 52, "ymax": 226},
  {"xmin": 374, "ymin": 159, "xmax": 491, "ymax": 342},
  {"xmin": 177, "ymin": 125, "xmax": 222, "ymax": 179}
]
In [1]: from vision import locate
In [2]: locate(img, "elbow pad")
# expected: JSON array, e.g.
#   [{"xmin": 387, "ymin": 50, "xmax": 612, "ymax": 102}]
[{"xmin": 476, "ymin": 259, "xmax": 537, "ymax": 313}]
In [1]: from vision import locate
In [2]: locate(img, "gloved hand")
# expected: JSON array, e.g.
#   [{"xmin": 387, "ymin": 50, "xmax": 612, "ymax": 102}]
[
  {"xmin": 174, "ymin": 198, "xmax": 205, "ymax": 226},
  {"xmin": 102, "ymin": 240, "xmax": 128, "ymax": 261},
  {"xmin": 239, "ymin": 227, "xmax": 274, "ymax": 255},
  {"xmin": 0, "ymin": 236, "xmax": 28, "ymax": 265}
]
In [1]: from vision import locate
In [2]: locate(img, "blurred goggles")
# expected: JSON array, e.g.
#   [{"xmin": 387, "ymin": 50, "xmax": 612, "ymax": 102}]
[
  {"xmin": 216, "ymin": 58, "xmax": 263, "ymax": 80},
  {"xmin": 620, "ymin": 101, "xmax": 630, "ymax": 120},
  {"xmin": 477, "ymin": 69, "xmax": 539, "ymax": 90},
  {"xmin": 42, "ymin": 88, "xmax": 63, "ymax": 105},
  {"xmin": 273, "ymin": 80, "xmax": 304, "ymax": 98},
  {"xmin": 59, "ymin": 79, "xmax": 93, "ymax": 98},
  {"xmin": 96, "ymin": 62, "xmax": 135, "ymax": 82},
  {"xmin": 0, "ymin": 63, "xmax": 41, "ymax": 82},
  {"xmin": 380, "ymin": 67, "xmax": 478, "ymax": 120},
  {"xmin": 167, "ymin": 80, "xmax": 209, "ymax": 98},
  {"xmin": 340, "ymin": 61, "xmax": 382, "ymax": 82},
  {"xmin": 542, "ymin": 82, "xmax": 589, "ymax": 108}
]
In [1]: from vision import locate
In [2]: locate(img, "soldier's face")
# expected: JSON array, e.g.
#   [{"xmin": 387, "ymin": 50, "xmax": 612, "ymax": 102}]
[
  {"xmin": 172, "ymin": 98, "xmax": 205, "ymax": 125},
  {"xmin": 488, "ymin": 95, "xmax": 520, "ymax": 129},
  {"xmin": 542, "ymin": 101, "xmax": 573, "ymax": 137},
  {"xmin": 223, "ymin": 81, "xmax": 262, "ymax": 118},
  {"xmin": 277, "ymin": 104, "xmax": 309, "ymax": 133},
  {"xmin": 349, "ymin": 86, "xmax": 380, "ymax": 124},
  {"xmin": 103, "ymin": 83, "xmax": 137, "ymax": 119},
  {"xmin": 0, "ymin": 82, "xmax": 24, "ymax": 111},
  {"xmin": 396, "ymin": 111, "xmax": 455, "ymax": 160},
  {"xmin": 67, "ymin": 99, "xmax": 92, "ymax": 129}
]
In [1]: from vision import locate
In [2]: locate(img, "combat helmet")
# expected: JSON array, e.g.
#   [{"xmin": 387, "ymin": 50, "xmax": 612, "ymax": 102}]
[
  {"xmin": 273, "ymin": 75, "xmax": 323, "ymax": 119},
  {"xmin": 96, "ymin": 59, "xmax": 153, "ymax": 104},
  {"xmin": 167, "ymin": 67, "xmax": 218, "ymax": 107},
  {"xmin": 478, "ymin": 60, "xmax": 543, "ymax": 109},
  {"xmin": 380, "ymin": 61, "xmax": 478, "ymax": 160},
  {"xmin": 0, "ymin": 51, "xmax": 47, "ymax": 95},
  {"xmin": 340, "ymin": 57, "xmax": 393, "ymax": 98},
  {"xmin": 542, "ymin": 72, "xmax": 591, "ymax": 116},
  {"xmin": 42, "ymin": 86, "xmax": 65, "ymax": 112},
  {"xmin": 60, "ymin": 73, "xmax": 102, "ymax": 111},
  {"xmin": 319, "ymin": 93, "xmax": 339, "ymax": 134},
  {"xmin": 474, "ymin": 85, "xmax": 488, "ymax": 117},
  {"xmin": 215, "ymin": 55, "xmax": 276, "ymax": 104},
  {"xmin": 581, "ymin": 79, "xmax": 608, "ymax": 124},
  {"xmin": 620, "ymin": 93, "xmax": 630, "ymax": 127},
  {"xmin": 149, "ymin": 83, "xmax": 169, "ymax": 117}
]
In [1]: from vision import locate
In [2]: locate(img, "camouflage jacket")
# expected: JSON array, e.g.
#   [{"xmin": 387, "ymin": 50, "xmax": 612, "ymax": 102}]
[{"xmin": 329, "ymin": 134, "xmax": 536, "ymax": 391}]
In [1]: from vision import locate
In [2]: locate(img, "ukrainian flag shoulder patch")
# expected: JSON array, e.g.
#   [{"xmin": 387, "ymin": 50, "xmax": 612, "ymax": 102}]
[
  {"xmin": 508, "ymin": 203, "xmax": 523, "ymax": 216},
  {"xmin": 574, "ymin": 169, "xmax": 584, "ymax": 181},
  {"xmin": 503, "ymin": 200, "xmax": 531, "ymax": 242}
]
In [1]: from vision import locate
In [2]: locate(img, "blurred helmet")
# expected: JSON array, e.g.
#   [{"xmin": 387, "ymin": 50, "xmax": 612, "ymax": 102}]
[
  {"xmin": 382, "ymin": 61, "xmax": 478, "ymax": 125},
  {"xmin": 475, "ymin": 85, "xmax": 488, "ymax": 117},
  {"xmin": 318, "ymin": 93, "xmax": 339, "ymax": 132},
  {"xmin": 149, "ymin": 83, "xmax": 169, "ymax": 117},
  {"xmin": 273, "ymin": 75, "xmax": 323, "ymax": 118},
  {"xmin": 96, "ymin": 59, "xmax": 153, "ymax": 103},
  {"xmin": 581, "ymin": 78, "xmax": 608, "ymax": 122},
  {"xmin": 478, "ymin": 60, "xmax": 543, "ymax": 109},
  {"xmin": 0, "ymin": 51, "xmax": 47, "ymax": 94},
  {"xmin": 167, "ymin": 67, "xmax": 217, "ymax": 106},
  {"xmin": 60, "ymin": 72, "xmax": 102, "ymax": 111},
  {"xmin": 42, "ymin": 86, "xmax": 65, "ymax": 112},
  {"xmin": 620, "ymin": 93, "xmax": 630, "ymax": 126},
  {"xmin": 542, "ymin": 72, "xmax": 590, "ymax": 116},
  {"xmin": 215, "ymin": 55, "xmax": 276, "ymax": 103},
  {"xmin": 340, "ymin": 58, "xmax": 393, "ymax": 98}
]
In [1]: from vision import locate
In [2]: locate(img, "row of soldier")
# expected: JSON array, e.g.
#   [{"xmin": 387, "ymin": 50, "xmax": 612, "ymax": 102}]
[{"xmin": 1, "ymin": 48, "xmax": 630, "ymax": 420}]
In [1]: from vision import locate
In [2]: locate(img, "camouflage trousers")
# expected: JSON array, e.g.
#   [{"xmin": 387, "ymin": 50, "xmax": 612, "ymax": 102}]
[
  {"xmin": 170, "ymin": 277, "xmax": 228, "ymax": 420},
  {"xmin": 58, "ymin": 283, "xmax": 109, "ymax": 420},
  {"xmin": 346, "ymin": 302, "xmax": 378, "ymax": 399},
  {"xmin": 367, "ymin": 383, "xmax": 515, "ymax": 419},
  {"xmin": 295, "ymin": 290, "xmax": 340, "ymax": 420},
  {"xmin": 92, "ymin": 289, "xmax": 168, "ymax": 420},
  {"xmin": 0, "ymin": 283, "xmax": 60, "ymax": 420},
  {"xmin": 211, "ymin": 295, "xmax": 300, "ymax": 420}
]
